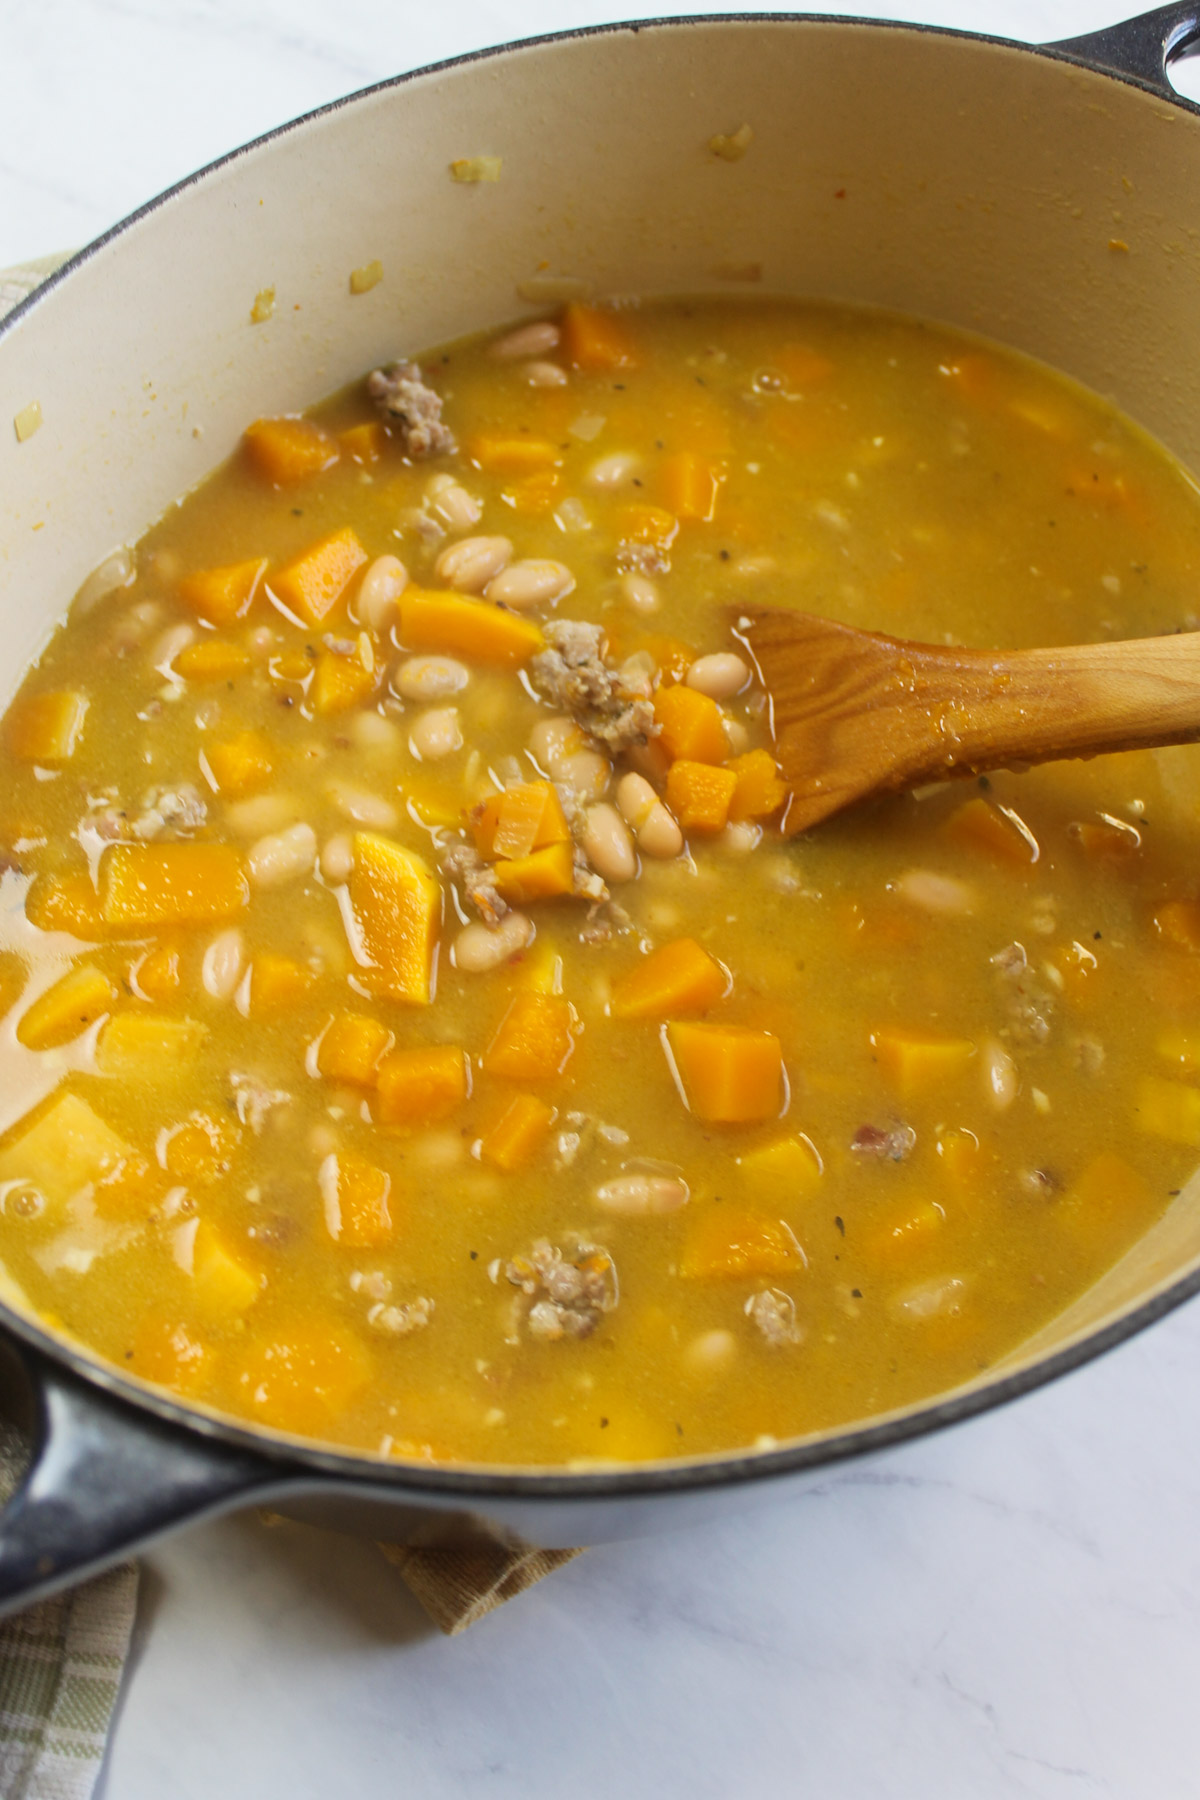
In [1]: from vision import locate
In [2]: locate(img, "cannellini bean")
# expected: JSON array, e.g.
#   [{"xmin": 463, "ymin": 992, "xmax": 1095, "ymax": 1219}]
[
  {"xmin": 683, "ymin": 1329, "xmax": 737, "ymax": 1373},
  {"xmin": 982, "ymin": 1037, "xmax": 1018, "ymax": 1110},
  {"xmin": 524, "ymin": 360, "xmax": 568, "ymax": 387},
  {"xmin": 895, "ymin": 868, "xmax": 976, "ymax": 915},
  {"xmin": 581, "ymin": 803, "xmax": 636, "ymax": 883},
  {"xmin": 594, "ymin": 1174, "xmax": 689, "ymax": 1215},
  {"xmin": 529, "ymin": 715, "xmax": 580, "ymax": 769},
  {"xmin": 349, "ymin": 709, "xmax": 403, "ymax": 754},
  {"xmin": 616, "ymin": 772, "xmax": 683, "ymax": 859},
  {"xmin": 623, "ymin": 737, "xmax": 671, "ymax": 784},
  {"xmin": 888, "ymin": 1275, "xmax": 969, "ymax": 1323},
  {"xmin": 557, "ymin": 746, "xmax": 610, "ymax": 800},
  {"xmin": 247, "ymin": 821, "xmax": 318, "ymax": 888},
  {"xmin": 75, "ymin": 547, "xmax": 136, "ymax": 616},
  {"xmin": 687, "ymin": 652, "xmax": 750, "ymax": 699},
  {"xmin": 395, "ymin": 654, "xmax": 470, "ymax": 702},
  {"xmin": 486, "ymin": 559, "xmax": 575, "ymax": 610},
  {"xmin": 618, "ymin": 651, "xmax": 656, "ymax": 698},
  {"xmin": 410, "ymin": 707, "xmax": 462, "ymax": 760},
  {"xmin": 490, "ymin": 320, "xmax": 560, "ymax": 358},
  {"xmin": 325, "ymin": 778, "xmax": 397, "ymax": 831},
  {"xmin": 434, "ymin": 535, "xmax": 513, "ymax": 593},
  {"xmin": 617, "ymin": 772, "xmax": 658, "ymax": 830},
  {"xmin": 202, "ymin": 928, "xmax": 244, "ymax": 1001},
  {"xmin": 355, "ymin": 554, "xmax": 408, "ymax": 631},
  {"xmin": 723, "ymin": 717, "xmax": 750, "ymax": 756},
  {"xmin": 150, "ymin": 622, "xmax": 195, "ymax": 673},
  {"xmin": 719, "ymin": 821, "xmax": 761, "ymax": 854},
  {"xmin": 222, "ymin": 791, "xmax": 302, "ymax": 838},
  {"xmin": 620, "ymin": 572, "xmax": 660, "ymax": 613},
  {"xmin": 321, "ymin": 833, "xmax": 354, "ymax": 882},
  {"xmin": 453, "ymin": 911, "xmax": 534, "ymax": 973},
  {"xmin": 587, "ymin": 451, "xmax": 641, "ymax": 489},
  {"xmin": 426, "ymin": 474, "xmax": 481, "ymax": 530}
]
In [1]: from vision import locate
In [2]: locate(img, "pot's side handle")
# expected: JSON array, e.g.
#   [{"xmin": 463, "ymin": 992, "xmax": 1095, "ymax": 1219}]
[
  {"xmin": 0, "ymin": 1337, "xmax": 282, "ymax": 1617},
  {"xmin": 1046, "ymin": 5, "xmax": 1200, "ymax": 96}
]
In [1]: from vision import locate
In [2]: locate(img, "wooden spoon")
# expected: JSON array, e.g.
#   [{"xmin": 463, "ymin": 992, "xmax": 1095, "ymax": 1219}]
[{"xmin": 736, "ymin": 608, "xmax": 1200, "ymax": 835}]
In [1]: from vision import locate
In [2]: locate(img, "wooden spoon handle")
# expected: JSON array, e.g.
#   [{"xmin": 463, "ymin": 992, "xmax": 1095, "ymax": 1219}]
[{"xmin": 741, "ymin": 611, "xmax": 1200, "ymax": 833}]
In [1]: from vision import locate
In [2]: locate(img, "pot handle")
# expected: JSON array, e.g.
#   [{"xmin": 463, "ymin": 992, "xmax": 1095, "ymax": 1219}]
[
  {"xmin": 1047, "ymin": 5, "xmax": 1200, "ymax": 95},
  {"xmin": 0, "ymin": 1334, "xmax": 283, "ymax": 1616}
]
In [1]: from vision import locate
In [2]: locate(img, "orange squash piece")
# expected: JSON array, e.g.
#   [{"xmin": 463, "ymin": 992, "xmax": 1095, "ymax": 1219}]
[
  {"xmin": 178, "ymin": 558, "xmax": 267, "ymax": 627},
  {"xmin": 165, "ymin": 1112, "xmax": 238, "ymax": 1185},
  {"xmin": 339, "ymin": 420, "xmax": 389, "ymax": 463},
  {"xmin": 25, "ymin": 872, "xmax": 106, "ymax": 939},
  {"xmin": 236, "ymin": 1318, "xmax": 373, "ymax": 1437},
  {"xmin": 92, "ymin": 1151, "xmax": 165, "ymax": 1222},
  {"xmin": 317, "ymin": 1012, "xmax": 393, "ymax": 1087},
  {"xmin": 174, "ymin": 639, "xmax": 252, "ymax": 683},
  {"xmin": 16, "ymin": 965, "xmax": 115, "ymax": 1050},
  {"xmin": 464, "ymin": 434, "xmax": 563, "ymax": 475},
  {"xmin": 727, "ymin": 750, "xmax": 787, "ymax": 823},
  {"xmin": 485, "ymin": 992, "xmax": 577, "ymax": 1082},
  {"xmin": 667, "ymin": 1021, "xmax": 783, "ymax": 1123},
  {"xmin": 397, "ymin": 589, "xmax": 544, "ymax": 666},
  {"xmin": 128, "ymin": 1316, "xmax": 213, "ymax": 1396},
  {"xmin": 863, "ymin": 1201, "xmax": 945, "ymax": 1263},
  {"xmin": 1070, "ymin": 819, "xmax": 1141, "ymax": 863},
  {"xmin": 133, "ymin": 942, "xmax": 181, "ymax": 1000},
  {"xmin": 680, "ymin": 1207, "xmax": 803, "ymax": 1279},
  {"xmin": 203, "ymin": 729, "xmax": 275, "ymax": 795},
  {"xmin": 937, "ymin": 1127, "xmax": 982, "ymax": 1190},
  {"xmin": 191, "ymin": 1220, "xmax": 260, "ymax": 1318},
  {"xmin": 346, "ymin": 832, "xmax": 440, "ymax": 1005},
  {"xmin": 480, "ymin": 1092, "xmax": 555, "ymax": 1171},
  {"xmin": 611, "ymin": 938, "xmax": 727, "ymax": 1020},
  {"xmin": 654, "ymin": 685, "xmax": 728, "ymax": 764},
  {"xmin": 871, "ymin": 1027, "xmax": 976, "ymax": 1095},
  {"xmin": 502, "ymin": 470, "xmax": 563, "ymax": 514},
  {"xmin": 100, "ymin": 843, "xmax": 248, "ymax": 929},
  {"xmin": 472, "ymin": 781, "xmax": 570, "ymax": 860},
  {"xmin": 666, "ymin": 760, "xmax": 738, "ymax": 835},
  {"xmin": 312, "ymin": 635, "xmax": 377, "ymax": 714},
  {"xmin": 1154, "ymin": 899, "xmax": 1200, "ymax": 954},
  {"xmin": 492, "ymin": 840, "xmax": 577, "ymax": 905},
  {"xmin": 271, "ymin": 526, "xmax": 368, "ymax": 625},
  {"xmin": 560, "ymin": 301, "xmax": 637, "ymax": 371},
  {"xmin": 7, "ymin": 691, "xmax": 88, "ymax": 765},
  {"xmin": 618, "ymin": 502, "xmax": 678, "ymax": 548},
  {"xmin": 319, "ymin": 1149, "xmax": 393, "ymax": 1246},
  {"xmin": 943, "ymin": 796, "xmax": 1037, "ymax": 868},
  {"xmin": 660, "ymin": 452, "xmax": 723, "ymax": 523},
  {"xmin": 376, "ymin": 1044, "xmax": 468, "ymax": 1127},
  {"xmin": 244, "ymin": 415, "xmax": 339, "ymax": 485},
  {"xmin": 248, "ymin": 953, "xmax": 315, "ymax": 1013}
]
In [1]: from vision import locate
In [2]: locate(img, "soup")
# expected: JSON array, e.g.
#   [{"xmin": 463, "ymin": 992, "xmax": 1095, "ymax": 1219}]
[{"xmin": 1, "ymin": 296, "xmax": 1199, "ymax": 1466}]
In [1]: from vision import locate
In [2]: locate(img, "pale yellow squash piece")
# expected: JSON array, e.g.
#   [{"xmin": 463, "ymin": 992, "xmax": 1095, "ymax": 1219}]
[
  {"xmin": 871, "ymin": 1027, "xmax": 976, "ymax": 1095},
  {"xmin": 96, "ymin": 1014, "xmax": 207, "ymax": 1078},
  {"xmin": 191, "ymin": 1220, "xmax": 261, "ymax": 1318},
  {"xmin": 16, "ymin": 966, "xmax": 115, "ymax": 1050},
  {"xmin": 346, "ymin": 832, "xmax": 440, "ymax": 1005},
  {"xmin": 1135, "ymin": 1075, "xmax": 1200, "ymax": 1146},
  {"xmin": 0, "ymin": 1092, "xmax": 129, "ymax": 1201}
]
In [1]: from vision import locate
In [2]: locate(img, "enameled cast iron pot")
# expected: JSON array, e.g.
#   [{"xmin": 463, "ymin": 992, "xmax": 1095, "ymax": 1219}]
[{"xmin": 2, "ymin": 5, "xmax": 1200, "ymax": 1616}]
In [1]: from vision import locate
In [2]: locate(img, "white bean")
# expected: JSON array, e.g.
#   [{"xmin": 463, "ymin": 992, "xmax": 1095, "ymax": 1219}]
[
  {"xmin": 594, "ymin": 1174, "xmax": 689, "ymax": 1215},
  {"xmin": 247, "ymin": 821, "xmax": 318, "ymax": 888},
  {"xmin": 490, "ymin": 320, "xmax": 560, "ymax": 359},
  {"xmin": 321, "ymin": 833, "xmax": 354, "ymax": 882},
  {"xmin": 426, "ymin": 475, "xmax": 481, "ymax": 531},
  {"xmin": 616, "ymin": 771, "xmax": 657, "ymax": 831},
  {"xmin": 617, "ymin": 772, "xmax": 683, "ymax": 859},
  {"xmin": 150, "ymin": 622, "xmax": 195, "ymax": 674},
  {"xmin": 683, "ymin": 1329, "xmax": 737, "ymax": 1374},
  {"xmin": 529, "ymin": 716, "xmax": 580, "ymax": 769},
  {"xmin": 396, "ymin": 655, "xmax": 470, "ymax": 702},
  {"xmin": 895, "ymin": 869, "xmax": 976, "ymax": 916},
  {"xmin": 349, "ymin": 710, "xmax": 403, "ymax": 754},
  {"xmin": 75, "ymin": 547, "xmax": 135, "ymax": 616},
  {"xmin": 620, "ymin": 573, "xmax": 660, "ymax": 613},
  {"xmin": 557, "ymin": 746, "xmax": 610, "ymax": 800},
  {"xmin": 587, "ymin": 451, "xmax": 641, "ymax": 489},
  {"xmin": 325, "ymin": 778, "xmax": 398, "ymax": 831},
  {"xmin": 982, "ymin": 1038, "xmax": 1018, "ymax": 1110},
  {"xmin": 486, "ymin": 559, "xmax": 575, "ymax": 611},
  {"xmin": 355, "ymin": 554, "xmax": 408, "ymax": 632},
  {"xmin": 686, "ymin": 652, "xmax": 750, "ymax": 699},
  {"xmin": 581, "ymin": 803, "xmax": 636, "ymax": 883},
  {"xmin": 435, "ymin": 535, "xmax": 513, "ymax": 594},
  {"xmin": 222, "ymin": 791, "xmax": 302, "ymax": 838},
  {"xmin": 719, "ymin": 821, "xmax": 761, "ymax": 854},
  {"xmin": 723, "ymin": 717, "xmax": 750, "ymax": 756},
  {"xmin": 524, "ymin": 360, "xmax": 568, "ymax": 387},
  {"xmin": 410, "ymin": 707, "xmax": 462, "ymax": 760},
  {"xmin": 888, "ymin": 1275, "xmax": 969, "ymax": 1324},
  {"xmin": 453, "ymin": 911, "xmax": 534, "ymax": 973},
  {"xmin": 202, "ymin": 928, "xmax": 244, "ymax": 1001}
]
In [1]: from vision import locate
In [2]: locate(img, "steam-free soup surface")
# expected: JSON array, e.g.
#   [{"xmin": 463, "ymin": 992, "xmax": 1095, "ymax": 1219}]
[{"xmin": 2, "ymin": 296, "xmax": 1200, "ymax": 1465}]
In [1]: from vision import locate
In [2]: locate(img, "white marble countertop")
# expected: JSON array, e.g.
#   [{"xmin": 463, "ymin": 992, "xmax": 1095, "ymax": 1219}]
[{"xmin": 6, "ymin": 2, "xmax": 1200, "ymax": 1795}]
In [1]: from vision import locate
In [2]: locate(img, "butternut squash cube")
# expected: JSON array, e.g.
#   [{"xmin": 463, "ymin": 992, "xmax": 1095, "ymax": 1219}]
[
  {"xmin": 1071, "ymin": 819, "xmax": 1141, "ymax": 863},
  {"xmin": 346, "ymin": 832, "xmax": 440, "ymax": 1005},
  {"xmin": 560, "ymin": 302, "xmax": 637, "ymax": 371},
  {"xmin": 178, "ymin": 558, "xmax": 267, "ymax": 627},
  {"xmin": 93, "ymin": 1151, "xmax": 165, "ymax": 1221},
  {"xmin": 871, "ymin": 1027, "xmax": 976, "ymax": 1096},
  {"xmin": 271, "ymin": 526, "xmax": 368, "ymax": 625},
  {"xmin": 397, "ymin": 589, "xmax": 544, "ymax": 666},
  {"xmin": 464, "ymin": 434, "xmax": 563, "ymax": 474},
  {"xmin": 1135, "ymin": 1075, "xmax": 1200, "ymax": 1146},
  {"xmin": 133, "ymin": 943, "xmax": 181, "ymax": 1000},
  {"xmin": 174, "ymin": 639, "xmax": 252, "ymax": 683},
  {"xmin": 101, "ymin": 843, "xmax": 248, "ymax": 929},
  {"xmin": 244, "ymin": 415, "xmax": 339, "ymax": 485},
  {"xmin": 618, "ymin": 502, "xmax": 678, "ymax": 548},
  {"xmin": 1154, "ymin": 899, "xmax": 1200, "ymax": 954},
  {"xmin": 943, "ymin": 796, "xmax": 1036, "ymax": 868},
  {"xmin": 727, "ymin": 750, "xmax": 787, "ymax": 823},
  {"xmin": 492, "ymin": 840, "xmax": 577, "ymax": 905},
  {"xmin": 203, "ymin": 730, "xmax": 275, "ymax": 796},
  {"xmin": 660, "ymin": 452, "xmax": 722, "ymax": 522},
  {"xmin": 665, "ymin": 760, "xmax": 738, "ymax": 835},
  {"xmin": 480, "ymin": 1092, "xmax": 555, "ymax": 1171},
  {"xmin": 192, "ymin": 1220, "xmax": 260, "ymax": 1318},
  {"xmin": 317, "ymin": 1012, "xmax": 393, "ymax": 1087},
  {"xmin": 319, "ymin": 1149, "xmax": 393, "ymax": 1246},
  {"xmin": 7, "ymin": 691, "xmax": 88, "ymax": 765},
  {"xmin": 248, "ymin": 954, "xmax": 316, "ymax": 1013},
  {"xmin": 164, "ymin": 1112, "xmax": 238, "ymax": 1185},
  {"xmin": 502, "ymin": 470, "xmax": 562, "ymax": 514},
  {"xmin": 376, "ymin": 1044, "xmax": 467, "ymax": 1127},
  {"xmin": 667, "ymin": 1022, "xmax": 783, "ymax": 1123},
  {"xmin": 312, "ymin": 637, "xmax": 377, "ymax": 715},
  {"xmin": 611, "ymin": 938, "xmax": 727, "ymax": 1020},
  {"xmin": 97, "ymin": 1012, "xmax": 206, "ymax": 1078},
  {"xmin": 655, "ymin": 684, "xmax": 728, "ymax": 764},
  {"xmin": 680, "ymin": 1207, "xmax": 803, "ymax": 1279},
  {"xmin": 339, "ymin": 421, "xmax": 389, "ymax": 463},
  {"xmin": 737, "ymin": 1134, "xmax": 822, "ymax": 1198},
  {"xmin": 16, "ymin": 965, "xmax": 115, "ymax": 1050},
  {"xmin": 485, "ymin": 992, "xmax": 577, "ymax": 1082},
  {"xmin": 864, "ymin": 1201, "xmax": 945, "ymax": 1263},
  {"xmin": 128, "ymin": 1316, "xmax": 213, "ymax": 1396},
  {"xmin": 25, "ymin": 873, "xmax": 106, "ymax": 940},
  {"xmin": 235, "ymin": 1318, "xmax": 372, "ymax": 1437},
  {"xmin": 472, "ymin": 781, "xmax": 570, "ymax": 860},
  {"xmin": 0, "ymin": 1091, "xmax": 129, "ymax": 1201},
  {"xmin": 937, "ymin": 1127, "xmax": 982, "ymax": 1190}
]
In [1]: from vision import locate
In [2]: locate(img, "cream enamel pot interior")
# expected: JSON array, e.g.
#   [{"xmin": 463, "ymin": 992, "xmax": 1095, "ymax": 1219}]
[{"xmin": 3, "ymin": 5, "xmax": 1200, "ymax": 1614}]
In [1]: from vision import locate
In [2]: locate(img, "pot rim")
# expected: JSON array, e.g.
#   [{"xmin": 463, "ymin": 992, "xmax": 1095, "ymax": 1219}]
[{"xmin": 2, "ymin": 7, "xmax": 1198, "ymax": 1501}]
